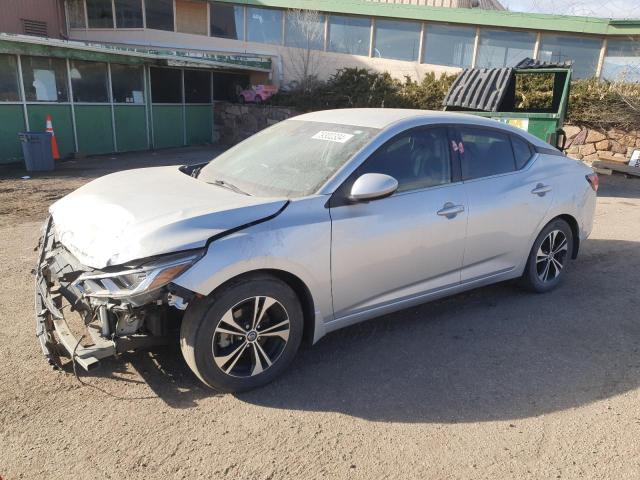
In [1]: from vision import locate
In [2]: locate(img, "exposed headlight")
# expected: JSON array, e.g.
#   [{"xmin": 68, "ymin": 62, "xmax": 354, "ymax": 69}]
[{"xmin": 76, "ymin": 251, "xmax": 202, "ymax": 300}]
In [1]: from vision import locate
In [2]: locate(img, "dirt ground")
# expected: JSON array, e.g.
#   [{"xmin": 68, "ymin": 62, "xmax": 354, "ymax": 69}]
[{"xmin": 1, "ymin": 149, "xmax": 640, "ymax": 479}]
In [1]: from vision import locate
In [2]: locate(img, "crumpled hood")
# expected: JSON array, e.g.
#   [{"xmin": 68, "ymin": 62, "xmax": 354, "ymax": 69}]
[{"xmin": 49, "ymin": 166, "xmax": 287, "ymax": 269}]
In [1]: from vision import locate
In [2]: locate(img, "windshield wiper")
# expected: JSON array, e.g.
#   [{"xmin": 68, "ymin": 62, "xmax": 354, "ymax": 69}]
[{"xmin": 208, "ymin": 179, "xmax": 252, "ymax": 196}]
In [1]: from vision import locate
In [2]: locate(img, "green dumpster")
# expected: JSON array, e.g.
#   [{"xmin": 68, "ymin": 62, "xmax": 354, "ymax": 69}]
[{"xmin": 443, "ymin": 58, "xmax": 572, "ymax": 149}]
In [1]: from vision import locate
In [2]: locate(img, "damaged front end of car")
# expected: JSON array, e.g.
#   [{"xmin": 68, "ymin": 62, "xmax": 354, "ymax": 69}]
[{"xmin": 35, "ymin": 217, "xmax": 202, "ymax": 370}]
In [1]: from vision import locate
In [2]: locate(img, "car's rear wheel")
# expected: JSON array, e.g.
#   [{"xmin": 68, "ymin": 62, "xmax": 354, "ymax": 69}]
[
  {"xmin": 521, "ymin": 219, "xmax": 573, "ymax": 293},
  {"xmin": 180, "ymin": 274, "xmax": 303, "ymax": 392}
]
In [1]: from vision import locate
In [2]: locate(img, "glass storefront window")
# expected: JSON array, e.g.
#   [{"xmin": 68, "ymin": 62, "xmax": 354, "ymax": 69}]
[
  {"xmin": 111, "ymin": 64, "xmax": 144, "ymax": 103},
  {"xmin": 538, "ymin": 34, "xmax": 602, "ymax": 79},
  {"xmin": 184, "ymin": 70, "xmax": 211, "ymax": 103},
  {"xmin": 0, "ymin": 54, "xmax": 20, "ymax": 102},
  {"xmin": 67, "ymin": 0, "xmax": 86, "ymax": 28},
  {"xmin": 423, "ymin": 23, "xmax": 475, "ymax": 68},
  {"xmin": 87, "ymin": 0, "xmax": 114, "ymax": 28},
  {"xmin": 210, "ymin": 2, "xmax": 244, "ymax": 40},
  {"xmin": 374, "ymin": 19, "xmax": 421, "ymax": 62},
  {"xmin": 285, "ymin": 11, "xmax": 325, "ymax": 50},
  {"xmin": 150, "ymin": 68, "xmax": 182, "ymax": 103},
  {"xmin": 21, "ymin": 56, "xmax": 69, "ymax": 102},
  {"xmin": 247, "ymin": 7, "xmax": 283, "ymax": 45},
  {"xmin": 602, "ymin": 38, "xmax": 640, "ymax": 83},
  {"xmin": 328, "ymin": 15, "xmax": 371, "ymax": 56},
  {"xmin": 476, "ymin": 29, "xmax": 535, "ymax": 68},
  {"xmin": 146, "ymin": 0, "xmax": 174, "ymax": 31},
  {"xmin": 115, "ymin": 0, "xmax": 143, "ymax": 28},
  {"xmin": 70, "ymin": 60, "xmax": 109, "ymax": 102}
]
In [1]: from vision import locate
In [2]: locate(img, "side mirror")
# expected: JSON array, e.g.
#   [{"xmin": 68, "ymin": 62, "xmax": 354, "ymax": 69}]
[{"xmin": 349, "ymin": 173, "xmax": 398, "ymax": 202}]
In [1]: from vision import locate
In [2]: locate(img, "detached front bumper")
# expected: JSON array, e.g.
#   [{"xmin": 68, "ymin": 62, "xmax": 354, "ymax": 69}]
[{"xmin": 35, "ymin": 217, "xmax": 116, "ymax": 370}]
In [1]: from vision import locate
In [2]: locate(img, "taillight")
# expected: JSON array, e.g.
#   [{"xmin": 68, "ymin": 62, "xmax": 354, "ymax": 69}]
[{"xmin": 586, "ymin": 173, "xmax": 599, "ymax": 192}]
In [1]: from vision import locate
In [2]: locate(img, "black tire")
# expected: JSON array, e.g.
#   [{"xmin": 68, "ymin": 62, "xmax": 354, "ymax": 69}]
[
  {"xmin": 180, "ymin": 274, "xmax": 303, "ymax": 392},
  {"xmin": 254, "ymin": 95, "xmax": 262, "ymax": 104},
  {"xmin": 520, "ymin": 218, "xmax": 573, "ymax": 293}
]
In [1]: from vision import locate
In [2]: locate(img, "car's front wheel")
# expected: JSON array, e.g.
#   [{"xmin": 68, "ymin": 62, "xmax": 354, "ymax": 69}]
[
  {"xmin": 180, "ymin": 274, "xmax": 303, "ymax": 392},
  {"xmin": 521, "ymin": 219, "xmax": 573, "ymax": 293}
]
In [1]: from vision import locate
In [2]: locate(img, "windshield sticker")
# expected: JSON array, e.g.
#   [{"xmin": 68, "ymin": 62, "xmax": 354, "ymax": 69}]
[{"xmin": 312, "ymin": 131, "xmax": 354, "ymax": 143}]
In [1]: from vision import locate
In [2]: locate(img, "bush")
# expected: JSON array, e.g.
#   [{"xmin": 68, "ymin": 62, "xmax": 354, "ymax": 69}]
[{"xmin": 271, "ymin": 67, "xmax": 640, "ymax": 130}]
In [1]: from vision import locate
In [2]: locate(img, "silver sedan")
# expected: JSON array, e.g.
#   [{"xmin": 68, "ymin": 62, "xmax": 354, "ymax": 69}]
[{"xmin": 38, "ymin": 109, "xmax": 597, "ymax": 392}]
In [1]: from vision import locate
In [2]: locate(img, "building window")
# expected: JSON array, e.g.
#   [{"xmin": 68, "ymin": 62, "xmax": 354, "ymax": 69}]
[
  {"xmin": 21, "ymin": 56, "xmax": 69, "ymax": 102},
  {"xmin": 247, "ymin": 7, "xmax": 283, "ymax": 45},
  {"xmin": 423, "ymin": 23, "xmax": 475, "ymax": 68},
  {"xmin": 328, "ymin": 15, "xmax": 371, "ymax": 56},
  {"xmin": 176, "ymin": 0, "xmax": 208, "ymax": 35},
  {"xmin": 146, "ymin": 0, "xmax": 174, "ymax": 31},
  {"xmin": 285, "ymin": 10, "xmax": 325, "ymax": 50},
  {"xmin": 70, "ymin": 60, "xmax": 109, "ymax": 102},
  {"xmin": 150, "ymin": 67, "xmax": 182, "ymax": 103},
  {"xmin": 87, "ymin": 0, "xmax": 114, "ymax": 28},
  {"xmin": 210, "ymin": 2, "xmax": 244, "ymax": 40},
  {"xmin": 213, "ymin": 72, "xmax": 249, "ymax": 101},
  {"xmin": 602, "ymin": 38, "xmax": 640, "ymax": 82},
  {"xmin": 184, "ymin": 70, "xmax": 211, "ymax": 103},
  {"xmin": 476, "ymin": 29, "xmax": 536, "ymax": 68},
  {"xmin": 111, "ymin": 64, "xmax": 144, "ymax": 103},
  {"xmin": 115, "ymin": 0, "xmax": 143, "ymax": 28},
  {"xmin": 0, "ymin": 54, "xmax": 20, "ymax": 102},
  {"xmin": 67, "ymin": 0, "xmax": 86, "ymax": 28},
  {"xmin": 374, "ymin": 19, "xmax": 421, "ymax": 62},
  {"xmin": 538, "ymin": 34, "xmax": 601, "ymax": 79}
]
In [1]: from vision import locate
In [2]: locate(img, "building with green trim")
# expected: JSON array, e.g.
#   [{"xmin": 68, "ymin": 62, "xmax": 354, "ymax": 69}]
[{"xmin": 0, "ymin": 0, "xmax": 638, "ymax": 164}]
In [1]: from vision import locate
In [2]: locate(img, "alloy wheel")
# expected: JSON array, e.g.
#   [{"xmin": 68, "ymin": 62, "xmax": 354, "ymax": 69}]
[
  {"xmin": 211, "ymin": 296, "xmax": 290, "ymax": 378},
  {"xmin": 536, "ymin": 229, "xmax": 569, "ymax": 283}
]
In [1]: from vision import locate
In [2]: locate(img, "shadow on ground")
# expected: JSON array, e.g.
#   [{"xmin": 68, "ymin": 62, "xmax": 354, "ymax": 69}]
[{"xmin": 79, "ymin": 236, "xmax": 640, "ymax": 422}]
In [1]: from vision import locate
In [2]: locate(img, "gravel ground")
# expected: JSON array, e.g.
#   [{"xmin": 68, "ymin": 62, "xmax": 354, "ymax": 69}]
[{"xmin": 1, "ymin": 151, "xmax": 639, "ymax": 479}]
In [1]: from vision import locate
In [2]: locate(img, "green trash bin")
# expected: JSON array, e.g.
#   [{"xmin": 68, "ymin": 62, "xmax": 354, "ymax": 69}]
[{"xmin": 19, "ymin": 132, "xmax": 55, "ymax": 172}]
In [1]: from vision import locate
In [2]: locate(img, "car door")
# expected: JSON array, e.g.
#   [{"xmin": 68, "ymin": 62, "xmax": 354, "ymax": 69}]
[
  {"xmin": 329, "ymin": 126, "xmax": 468, "ymax": 321},
  {"xmin": 455, "ymin": 126, "xmax": 554, "ymax": 282}
]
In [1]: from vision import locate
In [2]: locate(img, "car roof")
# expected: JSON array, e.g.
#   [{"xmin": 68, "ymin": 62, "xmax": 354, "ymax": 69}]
[{"xmin": 294, "ymin": 108, "xmax": 551, "ymax": 149}]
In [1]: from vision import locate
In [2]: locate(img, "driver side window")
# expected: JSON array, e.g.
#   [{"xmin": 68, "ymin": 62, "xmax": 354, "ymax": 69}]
[{"xmin": 356, "ymin": 127, "xmax": 452, "ymax": 193}]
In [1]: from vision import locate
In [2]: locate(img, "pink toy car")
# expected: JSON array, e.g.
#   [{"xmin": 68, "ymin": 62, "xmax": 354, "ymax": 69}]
[{"xmin": 238, "ymin": 84, "xmax": 278, "ymax": 104}]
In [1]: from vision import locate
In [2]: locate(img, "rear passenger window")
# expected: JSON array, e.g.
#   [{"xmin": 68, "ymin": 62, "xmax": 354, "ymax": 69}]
[
  {"xmin": 511, "ymin": 136, "xmax": 534, "ymax": 169},
  {"xmin": 359, "ymin": 127, "xmax": 451, "ymax": 193},
  {"xmin": 459, "ymin": 128, "xmax": 516, "ymax": 180}
]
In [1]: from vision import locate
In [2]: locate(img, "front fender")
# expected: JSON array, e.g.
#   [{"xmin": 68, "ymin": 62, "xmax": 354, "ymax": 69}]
[{"xmin": 173, "ymin": 196, "xmax": 333, "ymax": 341}]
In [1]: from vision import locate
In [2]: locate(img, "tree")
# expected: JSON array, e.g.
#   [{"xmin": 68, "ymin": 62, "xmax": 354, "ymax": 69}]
[{"xmin": 285, "ymin": 9, "xmax": 325, "ymax": 91}]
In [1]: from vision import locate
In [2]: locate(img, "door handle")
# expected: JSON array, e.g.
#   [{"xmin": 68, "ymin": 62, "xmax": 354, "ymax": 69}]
[
  {"xmin": 437, "ymin": 202, "xmax": 465, "ymax": 219},
  {"xmin": 531, "ymin": 183, "xmax": 552, "ymax": 196}
]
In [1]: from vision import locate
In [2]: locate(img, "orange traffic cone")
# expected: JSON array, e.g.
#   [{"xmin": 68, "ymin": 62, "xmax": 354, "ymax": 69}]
[{"xmin": 45, "ymin": 115, "xmax": 60, "ymax": 160}]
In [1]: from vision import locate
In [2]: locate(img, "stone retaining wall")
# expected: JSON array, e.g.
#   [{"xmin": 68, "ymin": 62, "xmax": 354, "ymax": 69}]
[
  {"xmin": 563, "ymin": 125, "xmax": 639, "ymax": 164},
  {"xmin": 213, "ymin": 102, "xmax": 300, "ymax": 145}
]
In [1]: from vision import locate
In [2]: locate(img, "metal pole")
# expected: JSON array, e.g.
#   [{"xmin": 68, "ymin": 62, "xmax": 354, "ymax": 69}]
[
  {"xmin": 533, "ymin": 32, "xmax": 541, "ymax": 60},
  {"xmin": 182, "ymin": 69, "xmax": 186, "ymax": 146},
  {"xmin": 146, "ymin": 65, "xmax": 154, "ymax": 148},
  {"xmin": 418, "ymin": 22, "xmax": 425, "ymax": 63},
  {"xmin": 16, "ymin": 54, "xmax": 30, "ymax": 131},
  {"xmin": 369, "ymin": 18, "xmax": 375, "ymax": 58},
  {"xmin": 596, "ymin": 38, "xmax": 607, "ymax": 80},
  {"xmin": 107, "ymin": 62, "xmax": 118, "ymax": 152},
  {"xmin": 471, "ymin": 27, "xmax": 481, "ymax": 68},
  {"xmin": 143, "ymin": 64, "xmax": 151, "ymax": 148},
  {"xmin": 66, "ymin": 58, "xmax": 79, "ymax": 153}
]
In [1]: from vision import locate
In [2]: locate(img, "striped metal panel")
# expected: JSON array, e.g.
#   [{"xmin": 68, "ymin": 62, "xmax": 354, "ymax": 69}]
[
  {"xmin": 443, "ymin": 67, "xmax": 512, "ymax": 112},
  {"xmin": 365, "ymin": 0, "xmax": 505, "ymax": 10}
]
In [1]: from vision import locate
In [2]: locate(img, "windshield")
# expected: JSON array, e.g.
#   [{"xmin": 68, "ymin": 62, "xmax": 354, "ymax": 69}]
[{"xmin": 198, "ymin": 119, "xmax": 380, "ymax": 197}]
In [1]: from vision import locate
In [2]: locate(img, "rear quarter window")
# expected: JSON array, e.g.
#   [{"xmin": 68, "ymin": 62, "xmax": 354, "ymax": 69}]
[{"xmin": 511, "ymin": 136, "xmax": 534, "ymax": 169}]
